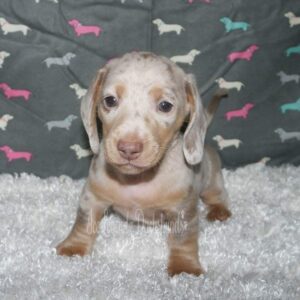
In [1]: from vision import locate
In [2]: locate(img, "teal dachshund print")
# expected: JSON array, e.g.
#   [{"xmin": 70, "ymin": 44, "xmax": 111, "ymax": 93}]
[
  {"xmin": 280, "ymin": 99, "xmax": 300, "ymax": 113},
  {"xmin": 286, "ymin": 44, "xmax": 300, "ymax": 57},
  {"xmin": 220, "ymin": 17, "xmax": 250, "ymax": 33}
]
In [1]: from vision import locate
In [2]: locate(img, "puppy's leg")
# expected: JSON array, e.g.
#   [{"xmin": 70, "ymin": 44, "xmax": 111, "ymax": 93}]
[
  {"xmin": 167, "ymin": 200, "xmax": 204, "ymax": 277},
  {"xmin": 201, "ymin": 146, "xmax": 231, "ymax": 222},
  {"xmin": 56, "ymin": 184, "xmax": 108, "ymax": 256}
]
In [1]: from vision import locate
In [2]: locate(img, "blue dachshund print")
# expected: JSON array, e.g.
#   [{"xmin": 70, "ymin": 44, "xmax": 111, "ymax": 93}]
[
  {"xmin": 286, "ymin": 44, "xmax": 300, "ymax": 57},
  {"xmin": 220, "ymin": 17, "xmax": 250, "ymax": 33},
  {"xmin": 280, "ymin": 99, "xmax": 300, "ymax": 113}
]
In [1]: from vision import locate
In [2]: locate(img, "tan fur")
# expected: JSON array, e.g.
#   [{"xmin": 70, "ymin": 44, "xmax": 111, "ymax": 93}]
[
  {"xmin": 115, "ymin": 84, "xmax": 126, "ymax": 99},
  {"xmin": 201, "ymin": 190, "xmax": 232, "ymax": 222},
  {"xmin": 56, "ymin": 205, "xmax": 104, "ymax": 256},
  {"xmin": 56, "ymin": 52, "xmax": 231, "ymax": 277},
  {"xmin": 168, "ymin": 232, "xmax": 203, "ymax": 276},
  {"xmin": 149, "ymin": 86, "xmax": 163, "ymax": 102}
]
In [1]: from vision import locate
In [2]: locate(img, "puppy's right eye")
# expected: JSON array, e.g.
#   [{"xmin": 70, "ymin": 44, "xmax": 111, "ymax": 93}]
[{"xmin": 103, "ymin": 96, "xmax": 118, "ymax": 109}]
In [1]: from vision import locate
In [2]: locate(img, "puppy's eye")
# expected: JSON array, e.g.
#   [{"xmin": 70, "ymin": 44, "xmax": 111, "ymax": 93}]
[
  {"xmin": 158, "ymin": 100, "xmax": 173, "ymax": 113},
  {"xmin": 103, "ymin": 96, "xmax": 118, "ymax": 109}
]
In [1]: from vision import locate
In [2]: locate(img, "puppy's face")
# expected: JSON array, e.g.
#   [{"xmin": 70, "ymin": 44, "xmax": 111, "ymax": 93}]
[
  {"xmin": 81, "ymin": 52, "xmax": 207, "ymax": 175},
  {"xmin": 98, "ymin": 54, "xmax": 188, "ymax": 175}
]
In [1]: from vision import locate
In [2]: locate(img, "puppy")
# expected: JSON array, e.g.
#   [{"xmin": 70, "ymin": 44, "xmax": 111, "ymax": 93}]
[{"xmin": 56, "ymin": 52, "xmax": 231, "ymax": 276}]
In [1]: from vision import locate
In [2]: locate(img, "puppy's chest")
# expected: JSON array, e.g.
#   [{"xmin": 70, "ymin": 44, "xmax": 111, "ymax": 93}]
[
  {"xmin": 111, "ymin": 184, "xmax": 184, "ymax": 224},
  {"xmin": 112, "ymin": 181, "xmax": 185, "ymax": 207},
  {"xmin": 92, "ymin": 177, "xmax": 187, "ymax": 223}
]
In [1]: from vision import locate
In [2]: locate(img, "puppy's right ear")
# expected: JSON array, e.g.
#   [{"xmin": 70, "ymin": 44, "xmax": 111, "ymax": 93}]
[{"xmin": 81, "ymin": 68, "xmax": 107, "ymax": 154}]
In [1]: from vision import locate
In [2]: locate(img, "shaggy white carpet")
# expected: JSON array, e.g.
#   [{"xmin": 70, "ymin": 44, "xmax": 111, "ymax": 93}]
[{"xmin": 0, "ymin": 165, "xmax": 299, "ymax": 299}]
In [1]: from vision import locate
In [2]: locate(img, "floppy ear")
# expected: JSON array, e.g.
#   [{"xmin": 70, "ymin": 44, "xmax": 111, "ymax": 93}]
[
  {"xmin": 183, "ymin": 74, "xmax": 208, "ymax": 165},
  {"xmin": 81, "ymin": 68, "xmax": 107, "ymax": 154}
]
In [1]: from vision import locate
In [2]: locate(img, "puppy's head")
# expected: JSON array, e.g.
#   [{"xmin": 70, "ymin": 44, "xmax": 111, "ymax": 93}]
[{"xmin": 81, "ymin": 52, "xmax": 207, "ymax": 175}]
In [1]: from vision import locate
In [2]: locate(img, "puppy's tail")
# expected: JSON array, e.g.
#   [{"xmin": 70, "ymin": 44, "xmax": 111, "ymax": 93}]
[{"xmin": 205, "ymin": 89, "xmax": 228, "ymax": 125}]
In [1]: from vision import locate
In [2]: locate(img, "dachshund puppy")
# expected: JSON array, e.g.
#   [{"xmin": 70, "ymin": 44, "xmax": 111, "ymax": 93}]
[{"xmin": 56, "ymin": 52, "xmax": 231, "ymax": 276}]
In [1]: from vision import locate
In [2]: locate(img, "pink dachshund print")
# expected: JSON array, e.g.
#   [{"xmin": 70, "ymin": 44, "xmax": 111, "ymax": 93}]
[
  {"xmin": 227, "ymin": 45, "xmax": 259, "ymax": 63},
  {"xmin": 225, "ymin": 103, "xmax": 254, "ymax": 121},
  {"xmin": 0, "ymin": 145, "xmax": 32, "ymax": 162},
  {"xmin": 68, "ymin": 19, "xmax": 102, "ymax": 37},
  {"xmin": 0, "ymin": 83, "xmax": 31, "ymax": 101}
]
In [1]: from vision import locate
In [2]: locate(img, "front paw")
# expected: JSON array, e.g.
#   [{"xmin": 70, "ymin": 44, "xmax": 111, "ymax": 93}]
[
  {"xmin": 207, "ymin": 204, "xmax": 231, "ymax": 222},
  {"xmin": 167, "ymin": 256, "xmax": 204, "ymax": 277},
  {"xmin": 56, "ymin": 240, "xmax": 90, "ymax": 257}
]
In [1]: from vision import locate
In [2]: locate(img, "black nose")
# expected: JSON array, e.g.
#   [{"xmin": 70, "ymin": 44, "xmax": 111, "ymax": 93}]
[{"xmin": 117, "ymin": 140, "xmax": 143, "ymax": 161}]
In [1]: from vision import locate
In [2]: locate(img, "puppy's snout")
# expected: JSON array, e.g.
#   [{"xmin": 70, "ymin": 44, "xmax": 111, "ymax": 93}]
[{"xmin": 117, "ymin": 140, "xmax": 143, "ymax": 161}]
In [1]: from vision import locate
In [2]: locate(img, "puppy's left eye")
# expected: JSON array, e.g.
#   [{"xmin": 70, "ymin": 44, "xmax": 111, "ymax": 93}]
[{"xmin": 158, "ymin": 101, "xmax": 173, "ymax": 113}]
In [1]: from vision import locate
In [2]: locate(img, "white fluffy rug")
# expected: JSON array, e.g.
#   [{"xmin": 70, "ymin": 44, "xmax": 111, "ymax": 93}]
[{"xmin": 1, "ymin": 165, "xmax": 300, "ymax": 299}]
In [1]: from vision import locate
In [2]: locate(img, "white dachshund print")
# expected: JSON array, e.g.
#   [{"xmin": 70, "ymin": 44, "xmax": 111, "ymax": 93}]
[
  {"xmin": 0, "ymin": 51, "xmax": 10, "ymax": 68},
  {"xmin": 0, "ymin": 114, "xmax": 13, "ymax": 131},
  {"xmin": 215, "ymin": 78, "xmax": 245, "ymax": 91},
  {"xmin": 0, "ymin": 18, "xmax": 31, "ymax": 35},
  {"xmin": 70, "ymin": 144, "xmax": 93, "ymax": 159},
  {"xmin": 248, "ymin": 157, "xmax": 271, "ymax": 170},
  {"xmin": 170, "ymin": 49, "xmax": 201, "ymax": 65},
  {"xmin": 284, "ymin": 12, "xmax": 300, "ymax": 27},
  {"xmin": 213, "ymin": 135, "xmax": 242, "ymax": 150},
  {"xmin": 152, "ymin": 19, "xmax": 185, "ymax": 35},
  {"xmin": 256, "ymin": 157, "xmax": 271, "ymax": 165},
  {"xmin": 70, "ymin": 83, "xmax": 87, "ymax": 99}
]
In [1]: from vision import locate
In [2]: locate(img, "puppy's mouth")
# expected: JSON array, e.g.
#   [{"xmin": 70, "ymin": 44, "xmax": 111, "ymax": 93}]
[
  {"xmin": 114, "ymin": 160, "xmax": 155, "ymax": 174},
  {"xmin": 104, "ymin": 139, "xmax": 162, "ymax": 174},
  {"xmin": 107, "ymin": 153, "xmax": 162, "ymax": 175}
]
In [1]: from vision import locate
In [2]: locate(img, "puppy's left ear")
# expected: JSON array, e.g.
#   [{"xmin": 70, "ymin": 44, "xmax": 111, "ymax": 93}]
[{"xmin": 183, "ymin": 74, "xmax": 208, "ymax": 165}]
